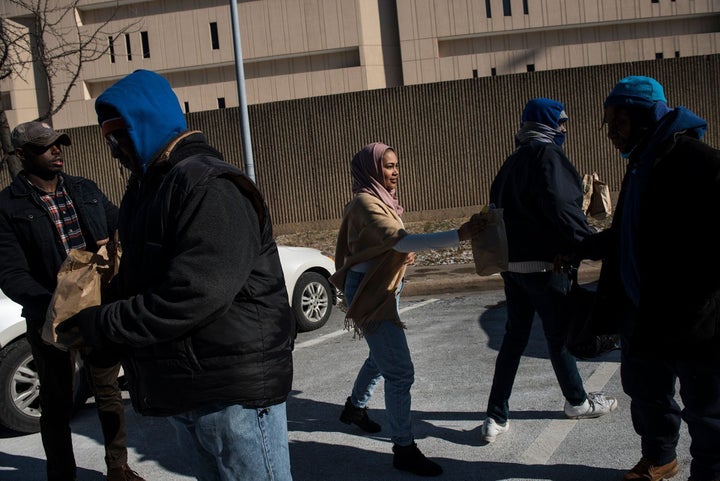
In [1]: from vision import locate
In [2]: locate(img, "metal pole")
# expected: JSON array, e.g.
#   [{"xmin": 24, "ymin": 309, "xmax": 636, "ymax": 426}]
[{"xmin": 229, "ymin": 0, "xmax": 255, "ymax": 181}]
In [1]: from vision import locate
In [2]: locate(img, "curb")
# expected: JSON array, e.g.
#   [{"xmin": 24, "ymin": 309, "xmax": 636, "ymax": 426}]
[{"xmin": 402, "ymin": 260, "xmax": 602, "ymax": 297}]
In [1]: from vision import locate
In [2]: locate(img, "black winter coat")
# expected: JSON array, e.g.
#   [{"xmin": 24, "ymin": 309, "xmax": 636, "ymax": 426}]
[
  {"xmin": 490, "ymin": 142, "xmax": 593, "ymax": 263},
  {"xmin": 0, "ymin": 173, "xmax": 117, "ymax": 330},
  {"xmin": 99, "ymin": 135, "xmax": 295, "ymax": 416},
  {"xmin": 577, "ymin": 135, "xmax": 720, "ymax": 360}
]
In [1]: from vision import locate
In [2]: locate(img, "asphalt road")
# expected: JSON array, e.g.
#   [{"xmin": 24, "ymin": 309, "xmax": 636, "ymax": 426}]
[{"xmin": 0, "ymin": 287, "xmax": 692, "ymax": 481}]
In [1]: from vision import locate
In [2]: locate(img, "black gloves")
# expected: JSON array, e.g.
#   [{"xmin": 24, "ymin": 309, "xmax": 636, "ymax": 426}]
[{"xmin": 55, "ymin": 305, "xmax": 104, "ymax": 348}]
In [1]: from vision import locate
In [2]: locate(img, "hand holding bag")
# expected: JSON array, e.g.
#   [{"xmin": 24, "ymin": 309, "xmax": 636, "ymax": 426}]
[
  {"xmin": 471, "ymin": 206, "xmax": 508, "ymax": 276},
  {"xmin": 42, "ymin": 240, "xmax": 121, "ymax": 350}
]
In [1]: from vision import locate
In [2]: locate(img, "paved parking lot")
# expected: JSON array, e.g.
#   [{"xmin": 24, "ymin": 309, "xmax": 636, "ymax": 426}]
[{"xmin": 0, "ymin": 287, "xmax": 691, "ymax": 481}]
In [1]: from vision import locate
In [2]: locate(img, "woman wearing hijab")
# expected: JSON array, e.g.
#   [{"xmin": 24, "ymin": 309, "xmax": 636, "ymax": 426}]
[{"xmin": 330, "ymin": 142, "xmax": 486, "ymax": 477}]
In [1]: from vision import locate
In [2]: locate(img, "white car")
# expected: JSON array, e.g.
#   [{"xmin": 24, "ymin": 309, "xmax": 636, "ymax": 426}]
[
  {"xmin": 277, "ymin": 246, "xmax": 336, "ymax": 332},
  {"xmin": 0, "ymin": 245, "xmax": 336, "ymax": 434}
]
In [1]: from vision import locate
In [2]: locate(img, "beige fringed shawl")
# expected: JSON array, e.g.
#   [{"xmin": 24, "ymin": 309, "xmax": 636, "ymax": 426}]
[{"xmin": 330, "ymin": 193, "xmax": 408, "ymax": 336}]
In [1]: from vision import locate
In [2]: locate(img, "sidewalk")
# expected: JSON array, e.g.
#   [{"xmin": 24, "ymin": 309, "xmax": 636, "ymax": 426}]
[{"xmin": 402, "ymin": 260, "xmax": 602, "ymax": 297}]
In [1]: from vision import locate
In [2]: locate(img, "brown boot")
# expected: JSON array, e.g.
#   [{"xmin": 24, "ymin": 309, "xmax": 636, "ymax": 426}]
[
  {"xmin": 623, "ymin": 457, "xmax": 679, "ymax": 481},
  {"xmin": 107, "ymin": 464, "xmax": 145, "ymax": 481}
]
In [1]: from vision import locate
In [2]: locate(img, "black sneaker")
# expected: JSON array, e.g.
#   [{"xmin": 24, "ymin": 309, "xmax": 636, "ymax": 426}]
[
  {"xmin": 392, "ymin": 442, "xmax": 443, "ymax": 477},
  {"xmin": 339, "ymin": 397, "xmax": 381, "ymax": 433}
]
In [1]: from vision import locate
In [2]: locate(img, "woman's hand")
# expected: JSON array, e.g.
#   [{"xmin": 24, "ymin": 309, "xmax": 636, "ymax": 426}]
[
  {"xmin": 405, "ymin": 252, "xmax": 416, "ymax": 265},
  {"xmin": 457, "ymin": 213, "xmax": 489, "ymax": 242}
]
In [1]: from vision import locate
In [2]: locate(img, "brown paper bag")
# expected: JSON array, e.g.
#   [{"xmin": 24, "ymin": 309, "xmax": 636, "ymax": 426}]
[
  {"xmin": 587, "ymin": 173, "xmax": 613, "ymax": 219},
  {"xmin": 42, "ymin": 241, "xmax": 121, "ymax": 350},
  {"xmin": 471, "ymin": 207, "xmax": 509, "ymax": 276},
  {"xmin": 581, "ymin": 173, "xmax": 594, "ymax": 214},
  {"xmin": 582, "ymin": 172, "xmax": 613, "ymax": 219}
]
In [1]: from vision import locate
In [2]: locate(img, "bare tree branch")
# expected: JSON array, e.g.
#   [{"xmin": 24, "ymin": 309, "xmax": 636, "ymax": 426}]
[{"xmin": 0, "ymin": 0, "xmax": 141, "ymax": 176}]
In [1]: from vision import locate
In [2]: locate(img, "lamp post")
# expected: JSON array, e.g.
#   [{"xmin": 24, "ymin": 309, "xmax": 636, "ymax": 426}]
[{"xmin": 229, "ymin": 0, "xmax": 255, "ymax": 182}]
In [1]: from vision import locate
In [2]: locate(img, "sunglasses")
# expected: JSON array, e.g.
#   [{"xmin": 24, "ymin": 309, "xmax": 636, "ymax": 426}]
[
  {"xmin": 105, "ymin": 131, "xmax": 129, "ymax": 158},
  {"xmin": 106, "ymin": 133, "xmax": 121, "ymax": 152},
  {"xmin": 24, "ymin": 142, "xmax": 62, "ymax": 156}
]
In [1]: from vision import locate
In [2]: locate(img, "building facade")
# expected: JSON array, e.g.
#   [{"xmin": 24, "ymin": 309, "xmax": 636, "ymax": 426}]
[{"xmin": 1, "ymin": 0, "xmax": 718, "ymax": 129}]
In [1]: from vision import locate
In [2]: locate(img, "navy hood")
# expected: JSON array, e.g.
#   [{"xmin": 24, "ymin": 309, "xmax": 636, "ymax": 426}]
[
  {"xmin": 95, "ymin": 69, "xmax": 187, "ymax": 174},
  {"xmin": 517, "ymin": 98, "xmax": 568, "ymax": 146},
  {"xmin": 521, "ymin": 98, "xmax": 568, "ymax": 129}
]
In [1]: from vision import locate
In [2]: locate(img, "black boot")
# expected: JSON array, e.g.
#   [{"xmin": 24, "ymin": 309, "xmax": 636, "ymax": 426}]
[
  {"xmin": 339, "ymin": 397, "xmax": 381, "ymax": 433},
  {"xmin": 392, "ymin": 442, "xmax": 443, "ymax": 477}
]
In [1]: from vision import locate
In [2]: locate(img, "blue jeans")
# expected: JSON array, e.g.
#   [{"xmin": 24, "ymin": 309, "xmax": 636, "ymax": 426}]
[
  {"xmin": 620, "ymin": 305, "xmax": 720, "ymax": 480},
  {"xmin": 170, "ymin": 402, "xmax": 292, "ymax": 481},
  {"xmin": 486, "ymin": 271, "xmax": 586, "ymax": 423},
  {"xmin": 344, "ymin": 270, "xmax": 415, "ymax": 446}
]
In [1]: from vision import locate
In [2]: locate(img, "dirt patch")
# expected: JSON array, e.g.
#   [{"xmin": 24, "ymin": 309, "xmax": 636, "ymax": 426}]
[{"xmin": 275, "ymin": 216, "xmax": 612, "ymax": 267}]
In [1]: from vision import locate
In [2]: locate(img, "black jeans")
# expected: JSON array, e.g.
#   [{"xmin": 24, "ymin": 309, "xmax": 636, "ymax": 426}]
[
  {"xmin": 486, "ymin": 271, "xmax": 586, "ymax": 423},
  {"xmin": 621, "ymin": 343, "xmax": 720, "ymax": 480},
  {"xmin": 27, "ymin": 326, "xmax": 128, "ymax": 481}
]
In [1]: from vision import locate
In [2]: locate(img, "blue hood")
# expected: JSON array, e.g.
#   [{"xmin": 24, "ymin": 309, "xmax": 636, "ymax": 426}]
[
  {"xmin": 521, "ymin": 98, "xmax": 567, "ymax": 129},
  {"xmin": 95, "ymin": 69, "xmax": 187, "ymax": 174},
  {"xmin": 620, "ymin": 105, "xmax": 707, "ymax": 307},
  {"xmin": 653, "ymin": 106, "xmax": 707, "ymax": 143},
  {"xmin": 518, "ymin": 98, "xmax": 568, "ymax": 146}
]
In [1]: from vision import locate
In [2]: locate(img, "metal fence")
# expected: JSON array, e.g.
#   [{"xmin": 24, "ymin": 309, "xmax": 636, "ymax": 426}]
[{"xmin": 3, "ymin": 55, "xmax": 718, "ymax": 234}]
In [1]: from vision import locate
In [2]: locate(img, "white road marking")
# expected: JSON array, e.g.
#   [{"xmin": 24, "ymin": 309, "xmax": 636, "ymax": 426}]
[
  {"xmin": 399, "ymin": 298, "xmax": 439, "ymax": 314},
  {"xmin": 520, "ymin": 361, "xmax": 620, "ymax": 464},
  {"xmin": 294, "ymin": 328, "xmax": 347, "ymax": 349},
  {"xmin": 294, "ymin": 299, "xmax": 439, "ymax": 350}
]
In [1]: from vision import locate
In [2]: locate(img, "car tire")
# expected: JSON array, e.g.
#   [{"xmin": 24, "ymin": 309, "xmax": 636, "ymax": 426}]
[
  {"xmin": 0, "ymin": 338, "xmax": 92, "ymax": 434},
  {"xmin": 292, "ymin": 272, "xmax": 333, "ymax": 332},
  {"xmin": 0, "ymin": 338, "xmax": 41, "ymax": 433}
]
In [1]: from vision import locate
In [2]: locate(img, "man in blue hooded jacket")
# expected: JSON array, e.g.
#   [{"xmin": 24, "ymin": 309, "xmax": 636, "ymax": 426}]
[
  {"xmin": 571, "ymin": 76, "xmax": 720, "ymax": 481},
  {"xmin": 479, "ymin": 98, "xmax": 617, "ymax": 444},
  {"xmin": 57, "ymin": 69, "xmax": 296, "ymax": 481}
]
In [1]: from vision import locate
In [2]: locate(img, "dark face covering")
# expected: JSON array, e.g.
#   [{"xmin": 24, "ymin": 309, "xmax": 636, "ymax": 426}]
[{"xmin": 105, "ymin": 129, "xmax": 143, "ymax": 176}]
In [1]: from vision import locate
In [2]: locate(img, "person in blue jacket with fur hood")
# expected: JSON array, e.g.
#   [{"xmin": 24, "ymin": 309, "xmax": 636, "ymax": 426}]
[
  {"xmin": 58, "ymin": 70, "xmax": 296, "ymax": 481},
  {"xmin": 571, "ymin": 76, "xmax": 720, "ymax": 481},
  {"xmin": 479, "ymin": 98, "xmax": 618, "ymax": 444}
]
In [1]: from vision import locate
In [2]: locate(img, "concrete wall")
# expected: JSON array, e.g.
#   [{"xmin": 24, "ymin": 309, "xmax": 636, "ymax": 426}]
[{"xmin": 1, "ymin": 55, "xmax": 717, "ymax": 234}]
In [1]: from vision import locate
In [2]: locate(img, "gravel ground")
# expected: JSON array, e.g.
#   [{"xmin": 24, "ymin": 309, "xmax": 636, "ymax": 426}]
[
  {"xmin": 275, "ymin": 218, "xmax": 473, "ymax": 267},
  {"xmin": 275, "ymin": 216, "xmax": 612, "ymax": 267}
]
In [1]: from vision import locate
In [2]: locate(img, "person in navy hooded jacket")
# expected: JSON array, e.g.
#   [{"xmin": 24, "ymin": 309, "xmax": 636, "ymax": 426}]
[
  {"xmin": 57, "ymin": 70, "xmax": 296, "ymax": 481},
  {"xmin": 479, "ymin": 98, "xmax": 618, "ymax": 444},
  {"xmin": 570, "ymin": 77, "xmax": 720, "ymax": 481}
]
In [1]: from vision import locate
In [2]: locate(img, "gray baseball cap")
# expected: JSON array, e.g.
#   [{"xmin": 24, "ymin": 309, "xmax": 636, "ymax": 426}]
[{"xmin": 11, "ymin": 121, "xmax": 71, "ymax": 149}]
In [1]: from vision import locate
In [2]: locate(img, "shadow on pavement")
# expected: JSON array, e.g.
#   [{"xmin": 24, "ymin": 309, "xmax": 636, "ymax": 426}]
[
  {"xmin": 0, "ymin": 398, "xmax": 194, "ymax": 480},
  {"xmin": 289, "ymin": 439, "xmax": 626, "ymax": 481},
  {"xmin": 287, "ymin": 393, "xmax": 625, "ymax": 480},
  {"xmin": 477, "ymin": 295, "xmax": 620, "ymax": 364}
]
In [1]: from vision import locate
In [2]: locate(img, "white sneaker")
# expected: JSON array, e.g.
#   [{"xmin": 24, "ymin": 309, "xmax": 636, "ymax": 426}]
[
  {"xmin": 564, "ymin": 392, "xmax": 618, "ymax": 419},
  {"xmin": 481, "ymin": 417, "xmax": 509, "ymax": 443}
]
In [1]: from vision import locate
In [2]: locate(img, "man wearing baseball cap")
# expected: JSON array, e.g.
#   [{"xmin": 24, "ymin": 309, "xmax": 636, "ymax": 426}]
[
  {"xmin": 0, "ymin": 121, "xmax": 145, "ymax": 481},
  {"xmin": 572, "ymin": 77, "xmax": 720, "ymax": 481},
  {"xmin": 10, "ymin": 120, "xmax": 72, "ymax": 150}
]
